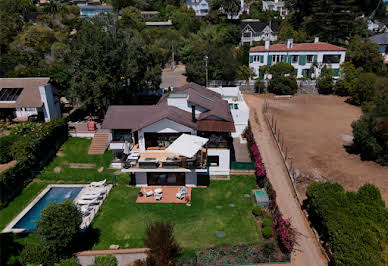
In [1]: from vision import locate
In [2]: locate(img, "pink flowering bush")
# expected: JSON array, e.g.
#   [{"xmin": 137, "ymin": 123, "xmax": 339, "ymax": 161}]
[{"xmin": 245, "ymin": 123, "xmax": 297, "ymax": 254}]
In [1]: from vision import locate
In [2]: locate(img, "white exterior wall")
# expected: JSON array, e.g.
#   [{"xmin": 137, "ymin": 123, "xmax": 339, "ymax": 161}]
[
  {"xmin": 185, "ymin": 171, "xmax": 198, "ymax": 187},
  {"xmin": 167, "ymin": 97, "xmax": 208, "ymax": 114},
  {"xmin": 249, "ymin": 50, "xmax": 346, "ymax": 79},
  {"xmin": 39, "ymin": 84, "xmax": 61, "ymax": 122},
  {"xmin": 208, "ymin": 148, "xmax": 230, "ymax": 175},
  {"xmin": 262, "ymin": 0, "xmax": 288, "ymax": 18},
  {"xmin": 14, "ymin": 107, "xmax": 38, "ymax": 118},
  {"xmin": 135, "ymin": 172, "xmax": 147, "ymax": 187},
  {"xmin": 185, "ymin": 0, "xmax": 209, "ymax": 17},
  {"xmin": 138, "ymin": 119, "xmax": 196, "ymax": 151}
]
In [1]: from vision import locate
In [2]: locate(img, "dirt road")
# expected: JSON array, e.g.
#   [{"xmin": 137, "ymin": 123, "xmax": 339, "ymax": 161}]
[{"xmin": 244, "ymin": 94, "xmax": 328, "ymax": 266}]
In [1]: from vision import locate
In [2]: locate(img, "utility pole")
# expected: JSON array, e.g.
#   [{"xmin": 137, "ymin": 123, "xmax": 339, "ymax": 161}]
[{"xmin": 204, "ymin": 55, "xmax": 208, "ymax": 87}]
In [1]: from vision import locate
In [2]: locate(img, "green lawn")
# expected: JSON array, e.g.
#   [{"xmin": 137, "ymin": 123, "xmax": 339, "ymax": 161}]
[
  {"xmin": 0, "ymin": 181, "xmax": 47, "ymax": 231},
  {"xmin": 92, "ymin": 175, "xmax": 260, "ymax": 251},
  {"xmin": 37, "ymin": 137, "xmax": 116, "ymax": 182}
]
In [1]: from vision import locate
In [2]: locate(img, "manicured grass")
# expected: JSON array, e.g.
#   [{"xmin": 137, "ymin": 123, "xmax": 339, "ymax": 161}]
[
  {"xmin": 0, "ymin": 181, "xmax": 47, "ymax": 231},
  {"xmin": 92, "ymin": 175, "xmax": 260, "ymax": 251},
  {"xmin": 37, "ymin": 137, "xmax": 116, "ymax": 182}
]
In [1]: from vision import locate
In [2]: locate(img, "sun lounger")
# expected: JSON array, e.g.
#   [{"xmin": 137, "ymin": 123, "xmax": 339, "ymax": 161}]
[
  {"xmin": 145, "ymin": 189, "xmax": 154, "ymax": 197},
  {"xmin": 154, "ymin": 193, "xmax": 162, "ymax": 201},
  {"xmin": 176, "ymin": 187, "xmax": 187, "ymax": 199},
  {"xmin": 77, "ymin": 198, "xmax": 99, "ymax": 205},
  {"xmin": 89, "ymin": 179, "xmax": 106, "ymax": 187},
  {"xmin": 80, "ymin": 194, "xmax": 101, "ymax": 200}
]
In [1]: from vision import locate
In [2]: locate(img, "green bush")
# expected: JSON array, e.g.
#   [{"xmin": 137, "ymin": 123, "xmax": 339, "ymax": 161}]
[
  {"xmin": 264, "ymin": 212, "xmax": 272, "ymax": 220},
  {"xmin": 36, "ymin": 200, "xmax": 82, "ymax": 256},
  {"xmin": 58, "ymin": 257, "xmax": 81, "ymax": 266},
  {"xmin": 252, "ymin": 206, "xmax": 264, "ymax": 217},
  {"xmin": 268, "ymin": 76, "xmax": 298, "ymax": 95},
  {"xmin": 0, "ymin": 118, "xmax": 68, "ymax": 205},
  {"xmin": 262, "ymin": 226, "xmax": 273, "ymax": 239},
  {"xmin": 262, "ymin": 242, "xmax": 275, "ymax": 256},
  {"xmin": 10, "ymin": 122, "xmax": 37, "ymax": 136},
  {"xmin": 0, "ymin": 135, "xmax": 17, "ymax": 163},
  {"xmin": 20, "ymin": 244, "xmax": 52, "ymax": 266},
  {"xmin": 262, "ymin": 218, "xmax": 272, "ymax": 227},
  {"xmin": 305, "ymin": 182, "xmax": 387, "ymax": 266},
  {"xmin": 92, "ymin": 255, "xmax": 117, "ymax": 266},
  {"xmin": 317, "ymin": 75, "xmax": 334, "ymax": 95}
]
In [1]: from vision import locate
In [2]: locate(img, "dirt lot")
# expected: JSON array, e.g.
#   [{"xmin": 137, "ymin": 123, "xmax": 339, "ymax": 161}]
[{"xmin": 253, "ymin": 94, "xmax": 388, "ymax": 202}]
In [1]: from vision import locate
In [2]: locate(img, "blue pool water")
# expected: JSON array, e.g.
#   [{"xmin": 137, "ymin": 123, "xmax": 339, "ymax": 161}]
[{"xmin": 14, "ymin": 187, "xmax": 82, "ymax": 231}]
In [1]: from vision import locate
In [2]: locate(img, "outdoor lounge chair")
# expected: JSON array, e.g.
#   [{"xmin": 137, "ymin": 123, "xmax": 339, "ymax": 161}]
[
  {"xmin": 90, "ymin": 179, "xmax": 106, "ymax": 187},
  {"xmin": 77, "ymin": 198, "xmax": 99, "ymax": 205},
  {"xmin": 154, "ymin": 193, "xmax": 163, "ymax": 201},
  {"xmin": 176, "ymin": 187, "xmax": 187, "ymax": 199},
  {"xmin": 144, "ymin": 189, "xmax": 154, "ymax": 197},
  {"xmin": 79, "ymin": 193, "xmax": 102, "ymax": 200}
]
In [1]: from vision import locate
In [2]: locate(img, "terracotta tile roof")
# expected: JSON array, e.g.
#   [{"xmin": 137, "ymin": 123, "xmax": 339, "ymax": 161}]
[
  {"xmin": 0, "ymin": 78, "xmax": 49, "ymax": 108},
  {"xmin": 250, "ymin": 42, "xmax": 346, "ymax": 52},
  {"xmin": 197, "ymin": 120, "xmax": 235, "ymax": 132}
]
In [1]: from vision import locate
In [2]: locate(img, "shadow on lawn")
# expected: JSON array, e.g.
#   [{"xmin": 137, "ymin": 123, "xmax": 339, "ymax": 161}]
[
  {"xmin": 74, "ymin": 227, "xmax": 101, "ymax": 252},
  {"xmin": 0, "ymin": 233, "xmax": 24, "ymax": 265}
]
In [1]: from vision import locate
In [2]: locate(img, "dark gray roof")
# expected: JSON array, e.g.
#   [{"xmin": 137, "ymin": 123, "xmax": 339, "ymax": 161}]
[
  {"xmin": 102, "ymin": 105, "xmax": 196, "ymax": 130},
  {"xmin": 370, "ymin": 32, "xmax": 388, "ymax": 45},
  {"xmin": 158, "ymin": 83, "xmax": 233, "ymax": 122},
  {"xmin": 240, "ymin": 20, "xmax": 278, "ymax": 33}
]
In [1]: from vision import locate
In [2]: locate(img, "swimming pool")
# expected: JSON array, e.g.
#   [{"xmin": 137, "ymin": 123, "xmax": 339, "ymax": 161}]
[{"xmin": 10, "ymin": 186, "xmax": 82, "ymax": 232}]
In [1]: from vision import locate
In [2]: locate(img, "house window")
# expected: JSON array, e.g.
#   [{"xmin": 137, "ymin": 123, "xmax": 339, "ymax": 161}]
[
  {"xmin": 307, "ymin": 55, "xmax": 314, "ymax": 63},
  {"xmin": 281, "ymin": 55, "xmax": 285, "ymax": 62},
  {"xmin": 208, "ymin": 156, "xmax": 219, "ymax": 167},
  {"xmin": 229, "ymin": 103, "xmax": 233, "ymax": 109},
  {"xmin": 322, "ymin": 54, "xmax": 340, "ymax": 63},
  {"xmin": 25, "ymin": 107, "xmax": 35, "ymax": 111},
  {"xmin": 292, "ymin": 55, "xmax": 299, "ymax": 64},
  {"xmin": 234, "ymin": 104, "xmax": 239, "ymax": 109},
  {"xmin": 243, "ymin": 32, "xmax": 251, "ymax": 38}
]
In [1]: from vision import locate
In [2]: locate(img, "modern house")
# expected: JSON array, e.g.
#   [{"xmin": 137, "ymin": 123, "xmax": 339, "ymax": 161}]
[
  {"xmin": 249, "ymin": 38, "xmax": 346, "ymax": 79},
  {"xmin": 0, "ymin": 78, "xmax": 61, "ymax": 122},
  {"xmin": 140, "ymin": 11, "xmax": 159, "ymax": 19},
  {"xmin": 370, "ymin": 32, "xmax": 388, "ymax": 65},
  {"xmin": 102, "ymin": 83, "xmax": 235, "ymax": 187},
  {"xmin": 185, "ymin": 0, "xmax": 247, "ymax": 18},
  {"xmin": 207, "ymin": 87, "xmax": 249, "ymax": 139},
  {"xmin": 79, "ymin": 5, "xmax": 113, "ymax": 18},
  {"xmin": 262, "ymin": 0, "xmax": 288, "ymax": 18},
  {"xmin": 240, "ymin": 20, "xmax": 278, "ymax": 45}
]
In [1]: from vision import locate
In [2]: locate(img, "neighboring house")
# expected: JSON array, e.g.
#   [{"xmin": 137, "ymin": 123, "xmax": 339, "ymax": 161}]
[
  {"xmin": 367, "ymin": 20, "xmax": 387, "ymax": 33},
  {"xmin": 262, "ymin": 0, "xmax": 288, "ymax": 18},
  {"xmin": 249, "ymin": 38, "xmax": 346, "ymax": 79},
  {"xmin": 145, "ymin": 20, "xmax": 173, "ymax": 28},
  {"xmin": 185, "ymin": 0, "xmax": 247, "ymax": 18},
  {"xmin": 207, "ymin": 87, "xmax": 249, "ymax": 138},
  {"xmin": 79, "ymin": 5, "xmax": 113, "ymax": 18},
  {"xmin": 240, "ymin": 19, "xmax": 278, "ymax": 45},
  {"xmin": 140, "ymin": 11, "xmax": 159, "ymax": 19},
  {"xmin": 71, "ymin": 0, "xmax": 101, "ymax": 6},
  {"xmin": 0, "ymin": 78, "xmax": 61, "ymax": 122},
  {"xmin": 370, "ymin": 32, "xmax": 388, "ymax": 65},
  {"xmin": 102, "ymin": 83, "xmax": 235, "ymax": 187}
]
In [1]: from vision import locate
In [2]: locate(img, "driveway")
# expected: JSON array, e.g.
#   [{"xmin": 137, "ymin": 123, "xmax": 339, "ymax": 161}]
[
  {"xmin": 160, "ymin": 64, "xmax": 187, "ymax": 89},
  {"xmin": 244, "ymin": 94, "xmax": 328, "ymax": 266}
]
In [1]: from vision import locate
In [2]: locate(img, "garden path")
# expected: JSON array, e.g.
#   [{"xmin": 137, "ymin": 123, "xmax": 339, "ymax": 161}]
[{"xmin": 244, "ymin": 94, "xmax": 328, "ymax": 266}]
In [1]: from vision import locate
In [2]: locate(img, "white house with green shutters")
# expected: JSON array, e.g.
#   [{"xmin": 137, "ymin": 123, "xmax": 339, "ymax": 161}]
[{"xmin": 249, "ymin": 38, "xmax": 346, "ymax": 79}]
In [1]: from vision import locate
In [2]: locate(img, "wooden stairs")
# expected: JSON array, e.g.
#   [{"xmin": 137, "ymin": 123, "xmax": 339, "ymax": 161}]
[{"xmin": 88, "ymin": 132, "xmax": 110, "ymax": 155}]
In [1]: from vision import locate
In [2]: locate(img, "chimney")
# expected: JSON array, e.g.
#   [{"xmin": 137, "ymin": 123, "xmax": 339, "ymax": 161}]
[
  {"xmin": 265, "ymin": 40, "xmax": 270, "ymax": 50},
  {"xmin": 287, "ymin": 39, "xmax": 293, "ymax": 49},
  {"xmin": 191, "ymin": 105, "xmax": 196, "ymax": 122},
  {"xmin": 314, "ymin": 37, "xmax": 320, "ymax": 43}
]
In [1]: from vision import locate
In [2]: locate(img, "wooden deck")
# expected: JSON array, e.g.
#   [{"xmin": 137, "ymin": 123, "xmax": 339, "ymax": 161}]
[{"xmin": 136, "ymin": 187, "xmax": 191, "ymax": 203}]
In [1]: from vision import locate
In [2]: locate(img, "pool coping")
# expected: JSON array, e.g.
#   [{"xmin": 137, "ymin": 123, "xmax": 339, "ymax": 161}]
[{"xmin": 2, "ymin": 184, "xmax": 86, "ymax": 233}]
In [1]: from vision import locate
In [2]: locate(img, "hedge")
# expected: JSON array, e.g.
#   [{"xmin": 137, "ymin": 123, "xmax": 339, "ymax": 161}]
[
  {"xmin": 0, "ymin": 118, "xmax": 68, "ymax": 206},
  {"xmin": 0, "ymin": 135, "xmax": 17, "ymax": 163}
]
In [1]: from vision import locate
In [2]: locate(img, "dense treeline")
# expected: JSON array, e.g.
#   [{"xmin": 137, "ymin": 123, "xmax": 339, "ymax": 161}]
[{"xmin": 305, "ymin": 182, "xmax": 388, "ymax": 266}]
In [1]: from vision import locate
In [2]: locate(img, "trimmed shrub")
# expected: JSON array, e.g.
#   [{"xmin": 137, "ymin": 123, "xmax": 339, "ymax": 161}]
[
  {"xmin": 0, "ymin": 135, "xmax": 17, "ymax": 163},
  {"xmin": 262, "ymin": 218, "xmax": 272, "ymax": 227},
  {"xmin": 262, "ymin": 242, "xmax": 275, "ymax": 256},
  {"xmin": 262, "ymin": 226, "xmax": 273, "ymax": 239},
  {"xmin": 264, "ymin": 212, "xmax": 272, "ymax": 220},
  {"xmin": 20, "ymin": 244, "xmax": 52, "ymax": 266},
  {"xmin": 252, "ymin": 206, "xmax": 264, "ymax": 217},
  {"xmin": 92, "ymin": 255, "xmax": 117, "ymax": 266}
]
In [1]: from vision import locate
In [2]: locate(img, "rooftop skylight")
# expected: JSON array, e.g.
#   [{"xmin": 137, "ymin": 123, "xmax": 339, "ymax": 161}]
[
  {"xmin": 0, "ymin": 88, "xmax": 23, "ymax": 102},
  {"xmin": 200, "ymin": 95, "xmax": 215, "ymax": 102}
]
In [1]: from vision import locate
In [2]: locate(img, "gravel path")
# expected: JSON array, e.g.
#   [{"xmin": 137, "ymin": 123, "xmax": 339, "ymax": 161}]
[{"xmin": 244, "ymin": 94, "xmax": 328, "ymax": 266}]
